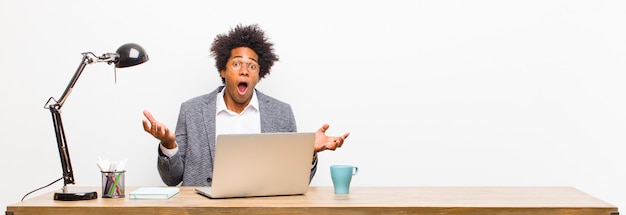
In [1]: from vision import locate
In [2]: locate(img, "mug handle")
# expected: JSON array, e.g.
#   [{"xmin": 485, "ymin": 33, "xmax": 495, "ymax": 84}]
[{"xmin": 352, "ymin": 166, "xmax": 359, "ymax": 175}]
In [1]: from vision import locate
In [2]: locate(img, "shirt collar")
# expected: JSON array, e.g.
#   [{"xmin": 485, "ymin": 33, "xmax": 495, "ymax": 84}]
[{"xmin": 216, "ymin": 87, "xmax": 259, "ymax": 115}]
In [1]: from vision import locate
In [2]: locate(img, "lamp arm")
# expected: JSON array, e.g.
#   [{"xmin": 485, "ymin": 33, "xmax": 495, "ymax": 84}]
[
  {"xmin": 52, "ymin": 53, "xmax": 95, "ymax": 108},
  {"xmin": 43, "ymin": 53, "xmax": 96, "ymax": 188},
  {"xmin": 48, "ymin": 106, "xmax": 74, "ymax": 187}
]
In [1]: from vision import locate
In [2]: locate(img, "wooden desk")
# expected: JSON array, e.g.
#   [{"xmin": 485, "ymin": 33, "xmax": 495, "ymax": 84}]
[{"xmin": 6, "ymin": 186, "xmax": 618, "ymax": 215}]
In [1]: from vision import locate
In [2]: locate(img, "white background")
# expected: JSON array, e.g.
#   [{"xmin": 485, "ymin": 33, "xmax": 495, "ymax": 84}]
[{"xmin": 1, "ymin": 0, "xmax": 625, "ymax": 211}]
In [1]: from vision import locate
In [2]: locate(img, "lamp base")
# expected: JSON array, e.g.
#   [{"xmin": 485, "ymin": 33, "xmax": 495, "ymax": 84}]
[{"xmin": 54, "ymin": 190, "xmax": 98, "ymax": 201}]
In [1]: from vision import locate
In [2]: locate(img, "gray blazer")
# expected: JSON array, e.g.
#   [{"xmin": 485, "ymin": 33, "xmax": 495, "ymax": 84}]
[{"xmin": 157, "ymin": 86, "xmax": 317, "ymax": 186}]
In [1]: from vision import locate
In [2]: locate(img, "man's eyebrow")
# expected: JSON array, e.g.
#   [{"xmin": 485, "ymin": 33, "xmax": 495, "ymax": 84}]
[{"xmin": 232, "ymin": 55, "xmax": 257, "ymax": 62}]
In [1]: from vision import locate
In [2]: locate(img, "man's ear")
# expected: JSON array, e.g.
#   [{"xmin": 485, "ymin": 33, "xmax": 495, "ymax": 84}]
[{"xmin": 220, "ymin": 70, "xmax": 225, "ymax": 79}]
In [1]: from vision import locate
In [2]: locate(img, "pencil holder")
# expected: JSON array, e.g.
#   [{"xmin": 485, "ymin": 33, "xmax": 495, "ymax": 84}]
[{"xmin": 101, "ymin": 170, "xmax": 125, "ymax": 198}]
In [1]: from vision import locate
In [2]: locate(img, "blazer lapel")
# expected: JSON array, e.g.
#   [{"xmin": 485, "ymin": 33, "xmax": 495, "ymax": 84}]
[{"xmin": 203, "ymin": 86, "xmax": 221, "ymax": 165}]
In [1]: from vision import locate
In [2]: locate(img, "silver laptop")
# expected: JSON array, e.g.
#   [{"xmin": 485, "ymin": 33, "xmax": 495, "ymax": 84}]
[{"xmin": 195, "ymin": 132, "xmax": 315, "ymax": 199}]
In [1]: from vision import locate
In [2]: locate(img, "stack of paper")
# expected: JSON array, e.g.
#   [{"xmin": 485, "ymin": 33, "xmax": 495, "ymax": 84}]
[{"xmin": 129, "ymin": 187, "xmax": 180, "ymax": 200}]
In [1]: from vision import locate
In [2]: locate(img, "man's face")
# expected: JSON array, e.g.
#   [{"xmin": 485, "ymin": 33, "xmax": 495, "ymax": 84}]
[{"xmin": 220, "ymin": 47, "xmax": 260, "ymax": 111}]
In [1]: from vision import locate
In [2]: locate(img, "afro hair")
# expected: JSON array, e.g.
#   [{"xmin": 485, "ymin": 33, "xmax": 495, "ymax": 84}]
[{"xmin": 210, "ymin": 24, "xmax": 279, "ymax": 83}]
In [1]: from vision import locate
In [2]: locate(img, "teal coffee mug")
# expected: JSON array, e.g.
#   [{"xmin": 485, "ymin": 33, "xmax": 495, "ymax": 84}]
[{"xmin": 330, "ymin": 165, "xmax": 359, "ymax": 194}]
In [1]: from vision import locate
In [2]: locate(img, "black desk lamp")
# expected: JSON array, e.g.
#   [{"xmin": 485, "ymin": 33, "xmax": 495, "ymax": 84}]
[{"xmin": 43, "ymin": 43, "xmax": 149, "ymax": 201}]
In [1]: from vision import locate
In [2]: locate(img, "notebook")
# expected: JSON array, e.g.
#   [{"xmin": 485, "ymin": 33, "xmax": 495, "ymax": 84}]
[
  {"xmin": 195, "ymin": 132, "xmax": 315, "ymax": 199},
  {"xmin": 130, "ymin": 187, "xmax": 180, "ymax": 199}
]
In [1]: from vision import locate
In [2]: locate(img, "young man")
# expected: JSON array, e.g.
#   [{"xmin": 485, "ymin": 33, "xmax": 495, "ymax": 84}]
[{"xmin": 142, "ymin": 24, "xmax": 350, "ymax": 186}]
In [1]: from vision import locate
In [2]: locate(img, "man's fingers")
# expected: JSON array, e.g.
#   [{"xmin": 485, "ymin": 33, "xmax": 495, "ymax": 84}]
[
  {"xmin": 162, "ymin": 128, "xmax": 171, "ymax": 139},
  {"xmin": 142, "ymin": 120, "xmax": 151, "ymax": 132},
  {"xmin": 336, "ymin": 138, "xmax": 344, "ymax": 148},
  {"xmin": 152, "ymin": 124, "xmax": 158, "ymax": 135},
  {"xmin": 158, "ymin": 126, "xmax": 168, "ymax": 137},
  {"xmin": 142, "ymin": 110, "xmax": 175, "ymax": 145},
  {"xmin": 317, "ymin": 124, "xmax": 330, "ymax": 133},
  {"xmin": 342, "ymin": 132, "xmax": 350, "ymax": 140},
  {"xmin": 143, "ymin": 110, "xmax": 160, "ymax": 135},
  {"xmin": 143, "ymin": 110, "xmax": 155, "ymax": 122}
]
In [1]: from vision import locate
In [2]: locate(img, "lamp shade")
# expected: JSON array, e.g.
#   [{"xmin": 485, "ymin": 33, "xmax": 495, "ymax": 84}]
[{"xmin": 115, "ymin": 43, "xmax": 149, "ymax": 68}]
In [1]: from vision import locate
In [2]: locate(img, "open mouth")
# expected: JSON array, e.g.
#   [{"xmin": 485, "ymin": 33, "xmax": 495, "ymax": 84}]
[{"xmin": 237, "ymin": 82, "xmax": 248, "ymax": 94}]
